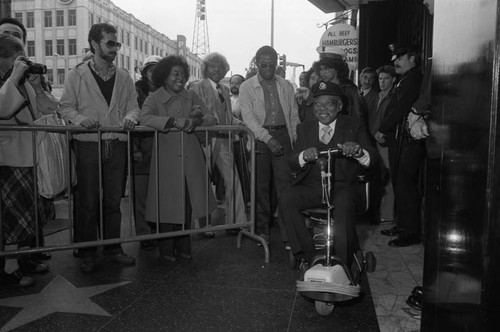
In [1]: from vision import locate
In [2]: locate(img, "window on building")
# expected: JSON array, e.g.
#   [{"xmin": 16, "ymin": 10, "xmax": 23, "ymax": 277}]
[
  {"xmin": 68, "ymin": 39, "xmax": 76, "ymax": 55},
  {"xmin": 145, "ymin": 42, "xmax": 148, "ymax": 55},
  {"xmin": 126, "ymin": 32, "xmax": 130, "ymax": 46},
  {"xmin": 45, "ymin": 40, "xmax": 53, "ymax": 56},
  {"xmin": 89, "ymin": 13, "xmax": 94, "ymax": 26},
  {"xmin": 56, "ymin": 39, "xmax": 65, "ymax": 55},
  {"xmin": 27, "ymin": 41, "xmax": 35, "ymax": 57},
  {"xmin": 47, "ymin": 70, "xmax": 54, "ymax": 85},
  {"xmin": 56, "ymin": 10, "xmax": 64, "ymax": 26},
  {"xmin": 120, "ymin": 54, "xmax": 124, "ymax": 68},
  {"xmin": 134, "ymin": 59, "xmax": 138, "ymax": 71},
  {"xmin": 120, "ymin": 29, "xmax": 124, "ymax": 44},
  {"xmin": 126, "ymin": 55, "xmax": 130, "ymax": 70},
  {"xmin": 68, "ymin": 9, "xmax": 76, "ymax": 26},
  {"xmin": 26, "ymin": 12, "xmax": 34, "ymax": 28},
  {"xmin": 134, "ymin": 36, "xmax": 138, "ymax": 50},
  {"xmin": 44, "ymin": 11, "xmax": 52, "ymax": 28},
  {"xmin": 97, "ymin": 16, "xmax": 101, "ymax": 24},
  {"xmin": 140, "ymin": 40, "xmax": 143, "ymax": 53},
  {"xmin": 14, "ymin": 12, "xmax": 23, "ymax": 25},
  {"xmin": 57, "ymin": 69, "xmax": 65, "ymax": 85}
]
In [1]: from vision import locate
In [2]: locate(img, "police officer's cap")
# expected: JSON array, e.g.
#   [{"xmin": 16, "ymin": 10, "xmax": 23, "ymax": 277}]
[{"xmin": 391, "ymin": 44, "xmax": 420, "ymax": 61}]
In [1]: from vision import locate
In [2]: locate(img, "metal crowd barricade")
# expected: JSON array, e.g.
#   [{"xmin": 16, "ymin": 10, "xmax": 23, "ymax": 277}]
[{"xmin": 0, "ymin": 124, "xmax": 271, "ymax": 263}]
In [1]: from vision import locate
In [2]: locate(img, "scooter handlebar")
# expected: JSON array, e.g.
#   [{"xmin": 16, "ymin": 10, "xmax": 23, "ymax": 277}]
[{"xmin": 318, "ymin": 148, "xmax": 342, "ymax": 157}]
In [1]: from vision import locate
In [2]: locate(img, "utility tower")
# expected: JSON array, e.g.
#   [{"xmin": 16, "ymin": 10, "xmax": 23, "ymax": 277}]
[{"xmin": 192, "ymin": 0, "xmax": 210, "ymax": 57}]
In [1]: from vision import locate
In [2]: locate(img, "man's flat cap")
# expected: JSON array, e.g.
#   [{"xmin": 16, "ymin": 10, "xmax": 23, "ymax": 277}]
[{"xmin": 312, "ymin": 81, "xmax": 345, "ymax": 98}]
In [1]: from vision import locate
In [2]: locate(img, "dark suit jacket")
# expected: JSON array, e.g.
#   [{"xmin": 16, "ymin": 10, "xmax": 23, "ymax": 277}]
[
  {"xmin": 378, "ymin": 66, "xmax": 423, "ymax": 134},
  {"xmin": 360, "ymin": 88, "xmax": 379, "ymax": 125},
  {"xmin": 290, "ymin": 115, "xmax": 377, "ymax": 186}
]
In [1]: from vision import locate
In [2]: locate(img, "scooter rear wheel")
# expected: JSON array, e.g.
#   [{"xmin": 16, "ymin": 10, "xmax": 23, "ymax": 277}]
[{"xmin": 315, "ymin": 300, "xmax": 335, "ymax": 316}]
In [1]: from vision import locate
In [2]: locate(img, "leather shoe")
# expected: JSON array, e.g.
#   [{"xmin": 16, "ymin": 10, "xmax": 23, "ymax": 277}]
[
  {"xmin": 0, "ymin": 270, "xmax": 35, "ymax": 287},
  {"xmin": 412, "ymin": 286, "xmax": 423, "ymax": 297},
  {"xmin": 380, "ymin": 225, "xmax": 402, "ymax": 236},
  {"xmin": 159, "ymin": 255, "xmax": 176, "ymax": 263},
  {"xmin": 202, "ymin": 231, "xmax": 215, "ymax": 238},
  {"xmin": 257, "ymin": 234, "xmax": 270, "ymax": 246},
  {"xmin": 388, "ymin": 234, "xmax": 421, "ymax": 247},
  {"xmin": 18, "ymin": 257, "xmax": 49, "ymax": 274},
  {"xmin": 406, "ymin": 293, "xmax": 422, "ymax": 311},
  {"xmin": 32, "ymin": 252, "xmax": 52, "ymax": 260},
  {"xmin": 140, "ymin": 240, "xmax": 156, "ymax": 250},
  {"xmin": 105, "ymin": 252, "xmax": 136, "ymax": 265}
]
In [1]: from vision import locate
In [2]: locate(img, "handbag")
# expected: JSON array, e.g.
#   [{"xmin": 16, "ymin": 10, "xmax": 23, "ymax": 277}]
[{"xmin": 34, "ymin": 112, "xmax": 77, "ymax": 198}]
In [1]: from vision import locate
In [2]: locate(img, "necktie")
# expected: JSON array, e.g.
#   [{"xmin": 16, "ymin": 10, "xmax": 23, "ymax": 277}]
[
  {"xmin": 216, "ymin": 84, "xmax": 225, "ymax": 103},
  {"xmin": 216, "ymin": 83, "xmax": 229, "ymax": 124},
  {"xmin": 320, "ymin": 126, "xmax": 332, "ymax": 144}
]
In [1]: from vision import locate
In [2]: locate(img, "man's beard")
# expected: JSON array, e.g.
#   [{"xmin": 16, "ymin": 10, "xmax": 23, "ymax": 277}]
[{"xmin": 230, "ymin": 87, "xmax": 239, "ymax": 95}]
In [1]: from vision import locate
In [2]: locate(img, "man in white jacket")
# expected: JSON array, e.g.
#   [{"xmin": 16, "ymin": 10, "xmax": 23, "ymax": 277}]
[{"xmin": 239, "ymin": 45, "xmax": 300, "ymax": 246}]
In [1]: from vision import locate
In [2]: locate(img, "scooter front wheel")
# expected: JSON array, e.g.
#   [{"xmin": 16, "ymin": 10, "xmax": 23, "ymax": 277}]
[{"xmin": 315, "ymin": 300, "xmax": 335, "ymax": 316}]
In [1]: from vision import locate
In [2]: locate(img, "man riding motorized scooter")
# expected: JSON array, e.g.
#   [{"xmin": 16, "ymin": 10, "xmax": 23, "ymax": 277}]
[{"xmin": 279, "ymin": 81, "xmax": 378, "ymax": 271}]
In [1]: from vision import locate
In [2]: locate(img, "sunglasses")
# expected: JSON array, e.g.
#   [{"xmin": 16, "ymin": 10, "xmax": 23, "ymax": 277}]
[
  {"xmin": 259, "ymin": 63, "xmax": 276, "ymax": 69},
  {"xmin": 100, "ymin": 40, "xmax": 122, "ymax": 50},
  {"xmin": 2, "ymin": 31, "xmax": 23, "ymax": 40}
]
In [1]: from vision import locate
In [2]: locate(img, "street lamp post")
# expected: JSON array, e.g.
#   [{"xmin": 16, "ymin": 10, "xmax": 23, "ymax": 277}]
[
  {"xmin": 271, "ymin": 0, "xmax": 274, "ymax": 47},
  {"xmin": 53, "ymin": 53, "xmax": 67, "ymax": 85}
]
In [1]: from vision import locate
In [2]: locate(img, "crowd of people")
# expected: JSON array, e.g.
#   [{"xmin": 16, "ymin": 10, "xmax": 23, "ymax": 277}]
[{"xmin": 0, "ymin": 18, "xmax": 429, "ymax": 303}]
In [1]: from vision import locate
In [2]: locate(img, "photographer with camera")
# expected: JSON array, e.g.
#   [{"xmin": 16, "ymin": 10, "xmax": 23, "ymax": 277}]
[{"xmin": 0, "ymin": 34, "xmax": 58, "ymax": 287}]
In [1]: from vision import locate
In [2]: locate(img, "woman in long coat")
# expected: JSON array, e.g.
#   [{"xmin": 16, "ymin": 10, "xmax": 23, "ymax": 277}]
[{"xmin": 140, "ymin": 55, "xmax": 216, "ymax": 262}]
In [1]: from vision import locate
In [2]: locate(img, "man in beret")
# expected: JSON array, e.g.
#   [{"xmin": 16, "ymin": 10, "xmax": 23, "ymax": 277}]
[{"xmin": 278, "ymin": 81, "xmax": 377, "ymax": 269}]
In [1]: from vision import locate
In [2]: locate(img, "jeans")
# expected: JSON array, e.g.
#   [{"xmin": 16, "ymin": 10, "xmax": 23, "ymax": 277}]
[{"xmin": 74, "ymin": 140, "xmax": 127, "ymax": 256}]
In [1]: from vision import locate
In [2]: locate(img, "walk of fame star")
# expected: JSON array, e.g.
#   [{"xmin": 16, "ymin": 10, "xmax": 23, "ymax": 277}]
[{"xmin": 0, "ymin": 275, "xmax": 130, "ymax": 331}]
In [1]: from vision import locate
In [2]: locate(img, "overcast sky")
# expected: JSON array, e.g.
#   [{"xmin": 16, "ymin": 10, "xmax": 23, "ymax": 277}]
[{"xmin": 112, "ymin": 0, "xmax": 335, "ymax": 83}]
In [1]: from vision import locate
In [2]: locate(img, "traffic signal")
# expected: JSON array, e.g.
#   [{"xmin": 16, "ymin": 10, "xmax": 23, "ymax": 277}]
[{"xmin": 279, "ymin": 54, "xmax": 287, "ymax": 68}]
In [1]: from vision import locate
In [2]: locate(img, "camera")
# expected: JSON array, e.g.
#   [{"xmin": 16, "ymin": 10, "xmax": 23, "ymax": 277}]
[{"xmin": 22, "ymin": 59, "xmax": 47, "ymax": 75}]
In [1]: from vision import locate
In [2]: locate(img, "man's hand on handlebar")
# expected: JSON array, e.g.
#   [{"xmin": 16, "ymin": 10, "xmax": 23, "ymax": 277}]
[
  {"xmin": 337, "ymin": 142, "xmax": 364, "ymax": 158},
  {"xmin": 303, "ymin": 147, "xmax": 319, "ymax": 162}
]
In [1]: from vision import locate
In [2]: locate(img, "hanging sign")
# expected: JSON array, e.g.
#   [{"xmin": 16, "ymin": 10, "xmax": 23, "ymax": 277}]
[{"xmin": 318, "ymin": 23, "xmax": 358, "ymax": 70}]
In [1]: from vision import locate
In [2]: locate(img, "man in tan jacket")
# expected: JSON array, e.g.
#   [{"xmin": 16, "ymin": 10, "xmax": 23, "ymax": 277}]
[{"xmin": 59, "ymin": 23, "xmax": 139, "ymax": 274}]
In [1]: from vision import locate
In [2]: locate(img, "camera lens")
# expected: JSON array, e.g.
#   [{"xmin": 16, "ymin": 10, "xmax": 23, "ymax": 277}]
[{"xmin": 27, "ymin": 63, "xmax": 47, "ymax": 75}]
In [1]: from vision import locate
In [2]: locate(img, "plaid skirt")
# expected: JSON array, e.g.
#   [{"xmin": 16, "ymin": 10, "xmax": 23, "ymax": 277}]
[{"xmin": 0, "ymin": 166, "xmax": 46, "ymax": 246}]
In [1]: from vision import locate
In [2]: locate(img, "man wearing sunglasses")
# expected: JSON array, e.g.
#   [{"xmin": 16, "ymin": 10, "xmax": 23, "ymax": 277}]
[
  {"xmin": 239, "ymin": 45, "xmax": 300, "ymax": 248},
  {"xmin": 59, "ymin": 23, "xmax": 140, "ymax": 274}
]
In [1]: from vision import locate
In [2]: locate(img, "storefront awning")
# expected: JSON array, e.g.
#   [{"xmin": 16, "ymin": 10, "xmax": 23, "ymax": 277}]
[{"xmin": 307, "ymin": 0, "xmax": 386, "ymax": 13}]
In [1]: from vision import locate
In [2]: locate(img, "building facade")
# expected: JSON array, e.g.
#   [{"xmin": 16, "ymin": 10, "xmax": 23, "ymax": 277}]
[{"xmin": 10, "ymin": 0, "xmax": 202, "ymax": 87}]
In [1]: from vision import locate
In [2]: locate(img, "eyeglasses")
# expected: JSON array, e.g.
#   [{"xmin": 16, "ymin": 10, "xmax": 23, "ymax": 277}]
[
  {"xmin": 258, "ymin": 63, "xmax": 276, "ymax": 69},
  {"xmin": 100, "ymin": 40, "xmax": 122, "ymax": 50}
]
